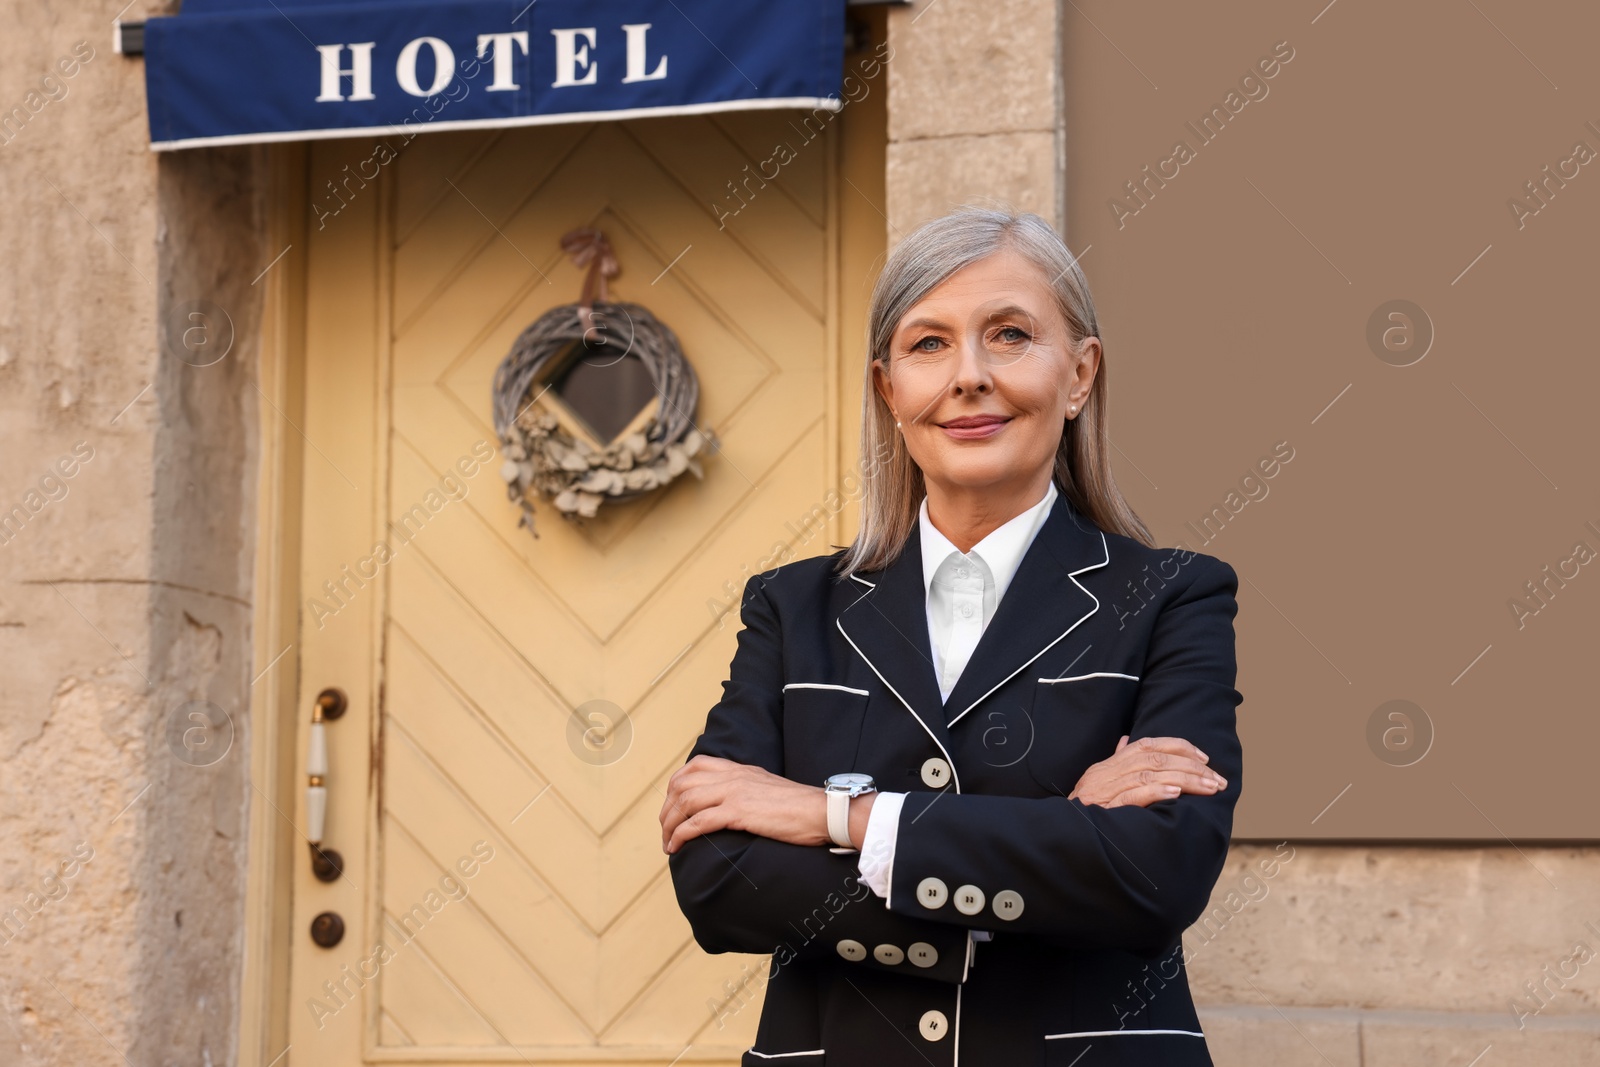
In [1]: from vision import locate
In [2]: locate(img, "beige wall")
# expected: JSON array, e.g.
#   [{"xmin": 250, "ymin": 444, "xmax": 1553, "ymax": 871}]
[{"xmin": 884, "ymin": 0, "xmax": 1600, "ymax": 1063}]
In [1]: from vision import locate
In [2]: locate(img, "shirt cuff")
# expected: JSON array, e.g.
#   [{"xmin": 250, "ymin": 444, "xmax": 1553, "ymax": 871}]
[{"xmin": 855, "ymin": 791, "xmax": 904, "ymax": 900}]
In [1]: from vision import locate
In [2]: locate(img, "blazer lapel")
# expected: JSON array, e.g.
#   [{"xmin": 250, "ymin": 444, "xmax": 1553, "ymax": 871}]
[
  {"xmin": 941, "ymin": 491, "xmax": 1110, "ymax": 728},
  {"xmin": 836, "ymin": 527, "xmax": 955, "ymax": 761}
]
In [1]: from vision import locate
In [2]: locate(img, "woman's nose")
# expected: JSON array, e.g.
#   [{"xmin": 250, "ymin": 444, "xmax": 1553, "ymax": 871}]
[{"xmin": 948, "ymin": 337, "xmax": 994, "ymax": 395}]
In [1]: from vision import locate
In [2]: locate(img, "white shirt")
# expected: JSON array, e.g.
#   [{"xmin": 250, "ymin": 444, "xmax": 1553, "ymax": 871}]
[{"xmin": 855, "ymin": 480, "xmax": 1058, "ymax": 901}]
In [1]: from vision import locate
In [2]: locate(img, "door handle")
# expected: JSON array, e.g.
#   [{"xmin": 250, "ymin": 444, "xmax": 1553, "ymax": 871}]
[{"xmin": 306, "ymin": 687, "xmax": 348, "ymax": 882}]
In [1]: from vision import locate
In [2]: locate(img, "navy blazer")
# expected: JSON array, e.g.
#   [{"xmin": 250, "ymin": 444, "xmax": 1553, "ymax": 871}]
[{"xmin": 669, "ymin": 487, "xmax": 1243, "ymax": 1067}]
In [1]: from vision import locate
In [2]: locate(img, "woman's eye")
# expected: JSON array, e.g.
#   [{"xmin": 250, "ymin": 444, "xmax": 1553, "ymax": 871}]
[
  {"xmin": 996, "ymin": 326, "xmax": 1029, "ymax": 344},
  {"xmin": 913, "ymin": 336, "xmax": 942, "ymax": 352}
]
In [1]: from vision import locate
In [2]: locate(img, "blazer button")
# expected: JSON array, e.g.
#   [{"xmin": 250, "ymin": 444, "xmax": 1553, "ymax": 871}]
[
  {"xmin": 919, "ymin": 1009, "xmax": 949, "ymax": 1041},
  {"xmin": 992, "ymin": 889, "xmax": 1025, "ymax": 920},
  {"xmin": 920, "ymin": 757, "xmax": 951, "ymax": 788},
  {"xmin": 873, "ymin": 943, "xmax": 904, "ymax": 965},
  {"xmin": 952, "ymin": 884, "xmax": 985, "ymax": 916},
  {"xmin": 916, "ymin": 877, "xmax": 948, "ymax": 909},
  {"xmin": 907, "ymin": 942, "xmax": 939, "ymax": 968},
  {"xmin": 835, "ymin": 939, "xmax": 866, "ymax": 961}
]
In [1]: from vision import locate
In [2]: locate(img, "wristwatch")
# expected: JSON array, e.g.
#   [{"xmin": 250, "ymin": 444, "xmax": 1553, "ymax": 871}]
[{"xmin": 823, "ymin": 773, "xmax": 877, "ymax": 849}]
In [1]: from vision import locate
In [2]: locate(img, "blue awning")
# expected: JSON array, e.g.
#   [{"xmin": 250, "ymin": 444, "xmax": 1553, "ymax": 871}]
[{"xmin": 143, "ymin": 0, "xmax": 845, "ymax": 150}]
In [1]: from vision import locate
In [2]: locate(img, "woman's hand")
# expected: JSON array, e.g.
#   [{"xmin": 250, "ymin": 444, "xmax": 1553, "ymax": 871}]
[
  {"xmin": 660, "ymin": 755, "xmax": 833, "ymax": 854},
  {"xmin": 1068, "ymin": 735, "xmax": 1226, "ymax": 809}
]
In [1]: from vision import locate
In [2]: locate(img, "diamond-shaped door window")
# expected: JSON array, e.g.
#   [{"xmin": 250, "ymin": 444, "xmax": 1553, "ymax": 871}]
[{"xmin": 544, "ymin": 335, "xmax": 659, "ymax": 445}]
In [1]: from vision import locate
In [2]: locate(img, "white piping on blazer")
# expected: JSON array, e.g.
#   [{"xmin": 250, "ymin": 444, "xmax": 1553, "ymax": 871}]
[
  {"xmin": 1044, "ymin": 1028, "xmax": 1205, "ymax": 1039},
  {"xmin": 945, "ymin": 530, "xmax": 1111, "ymax": 728},
  {"xmin": 744, "ymin": 1049, "xmax": 826, "ymax": 1059},
  {"xmin": 837, "ymin": 574, "xmax": 965, "ymax": 796},
  {"xmin": 781, "ymin": 682, "xmax": 870, "ymax": 696},
  {"xmin": 835, "ymin": 529, "xmax": 1113, "ymax": 784},
  {"xmin": 1038, "ymin": 671, "xmax": 1140, "ymax": 684}
]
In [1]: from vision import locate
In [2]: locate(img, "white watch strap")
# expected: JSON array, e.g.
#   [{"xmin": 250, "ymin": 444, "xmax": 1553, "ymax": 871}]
[{"xmin": 826, "ymin": 788, "xmax": 853, "ymax": 848}]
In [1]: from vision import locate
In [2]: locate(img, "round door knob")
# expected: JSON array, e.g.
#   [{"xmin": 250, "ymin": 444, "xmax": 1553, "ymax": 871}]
[
  {"xmin": 310, "ymin": 911, "xmax": 345, "ymax": 948},
  {"xmin": 316, "ymin": 687, "xmax": 349, "ymax": 720},
  {"xmin": 310, "ymin": 844, "xmax": 344, "ymax": 883}
]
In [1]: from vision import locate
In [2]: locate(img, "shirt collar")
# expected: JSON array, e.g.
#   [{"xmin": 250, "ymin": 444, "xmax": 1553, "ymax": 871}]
[{"xmin": 918, "ymin": 479, "xmax": 1059, "ymax": 603}]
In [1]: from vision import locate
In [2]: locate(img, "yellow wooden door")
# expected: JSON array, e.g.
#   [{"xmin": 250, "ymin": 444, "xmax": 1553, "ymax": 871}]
[{"xmin": 282, "ymin": 89, "xmax": 885, "ymax": 1065}]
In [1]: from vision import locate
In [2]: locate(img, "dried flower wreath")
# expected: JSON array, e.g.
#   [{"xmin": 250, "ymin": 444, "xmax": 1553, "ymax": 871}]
[{"xmin": 490, "ymin": 228, "xmax": 715, "ymax": 535}]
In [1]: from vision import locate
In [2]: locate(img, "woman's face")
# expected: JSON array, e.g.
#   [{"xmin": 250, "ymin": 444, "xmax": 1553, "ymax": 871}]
[{"xmin": 873, "ymin": 247, "xmax": 1100, "ymax": 498}]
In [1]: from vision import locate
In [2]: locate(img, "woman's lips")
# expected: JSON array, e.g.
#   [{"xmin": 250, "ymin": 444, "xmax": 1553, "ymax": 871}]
[{"xmin": 938, "ymin": 415, "xmax": 1011, "ymax": 440}]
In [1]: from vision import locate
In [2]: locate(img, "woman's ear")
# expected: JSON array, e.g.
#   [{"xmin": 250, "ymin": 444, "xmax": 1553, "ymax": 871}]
[
  {"xmin": 1068, "ymin": 336, "xmax": 1102, "ymax": 409},
  {"xmin": 870, "ymin": 358, "xmax": 895, "ymax": 418}
]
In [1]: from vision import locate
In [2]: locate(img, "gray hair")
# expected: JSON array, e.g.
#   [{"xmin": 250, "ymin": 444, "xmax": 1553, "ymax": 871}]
[{"xmin": 837, "ymin": 206, "xmax": 1153, "ymax": 577}]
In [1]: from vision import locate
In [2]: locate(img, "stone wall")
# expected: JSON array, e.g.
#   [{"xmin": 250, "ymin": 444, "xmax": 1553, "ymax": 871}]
[
  {"xmin": 0, "ymin": 4, "xmax": 265, "ymax": 1064},
  {"xmin": 1196, "ymin": 845, "xmax": 1600, "ymax": 1065},
  {"xmin": 884, "ymin": 0, "xmax": 1063, "ymax": 234}
]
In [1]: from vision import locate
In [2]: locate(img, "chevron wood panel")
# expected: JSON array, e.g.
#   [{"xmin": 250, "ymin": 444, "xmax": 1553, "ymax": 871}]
[
  {"xmin": 393, "ymin": 125, "xmax": 589, "ymax": 304},
  {"xmin": 386, "ymin": 407, "xmax": 832, "ymax": 714},
  {"xmin": 381, "ymin": 818, "xmax": 590, "ymax": 1045},
  {"xmin": 351, "ymin": 109, "xmax": 843, "ymax": 1061},
  {"xmin": 373, "ymin": 931, "xmax": 505, "ymax": 1049},
  {"xmin": 623, "ymin": 116, "xmax": 829, "ymax": 315},
  {"xmin": 708, "ymin": 111, "xmax": 829, "ymax": 227},
  {"xmin": 383, "ymin": 702, "xmax": 741, "ymax": 1040},
  {"xmin": 391, "ymin": 124, "xmax": 826, "ymax": 386},
  {"xmin": 384, "ymin": 625, "xmax": 666, "ymax": 930},
  {"xmin": 379, "ymin": 1009, "xmax": 415, "ymax": 1048},
  {"xmin": 390, "ymin": 362, "xmax": 828, "ymax": 638},
  {"xmin": 385, "ymin": 546, "xmax": 714, "ymax": 834},
  {"xmin": 385, "ymin": 723, "xmax": 611, "ymax": 1029}
]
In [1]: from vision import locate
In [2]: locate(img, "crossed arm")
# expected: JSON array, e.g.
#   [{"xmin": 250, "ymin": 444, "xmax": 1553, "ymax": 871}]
[
  {"xmin": 663, "ymin": 558, "xmax": 1243, "ymax": 977},
  {"xmin": 659, "ymin": 732, "xmax": 1226, "ymax": 856}
]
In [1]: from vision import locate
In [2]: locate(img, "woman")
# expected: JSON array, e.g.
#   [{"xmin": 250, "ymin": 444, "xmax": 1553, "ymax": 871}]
[{"xmin": 661, "ymin": 207, "xmax": 1242, "ymax": 1067}]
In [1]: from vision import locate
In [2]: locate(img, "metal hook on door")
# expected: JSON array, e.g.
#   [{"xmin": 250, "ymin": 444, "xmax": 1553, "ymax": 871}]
[{"xmin": 306, "ymin": 687, "xmax": 348, "ymax": 882}]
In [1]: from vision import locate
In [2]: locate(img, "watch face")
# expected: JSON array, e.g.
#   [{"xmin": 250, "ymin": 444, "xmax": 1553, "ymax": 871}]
[{"xmin": 825, "ymin": 772, "xmax": 875, "ymax": 791}]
